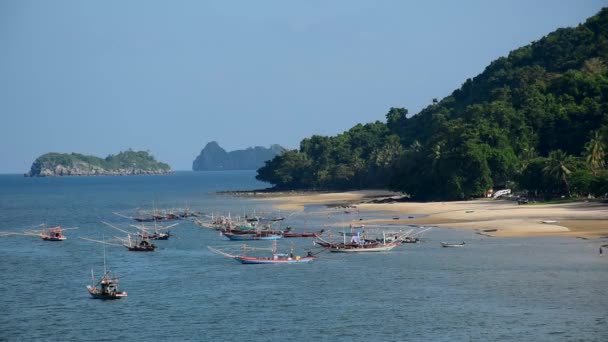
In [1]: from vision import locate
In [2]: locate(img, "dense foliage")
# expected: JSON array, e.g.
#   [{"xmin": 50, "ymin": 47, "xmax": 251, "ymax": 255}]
[
  {"xmin": 30, "ymin": 149, "xmax": 170, "ymax": 175},
  {"xmin": 257, "ymin": 8, "xmax": 608, "ymax": 200}
]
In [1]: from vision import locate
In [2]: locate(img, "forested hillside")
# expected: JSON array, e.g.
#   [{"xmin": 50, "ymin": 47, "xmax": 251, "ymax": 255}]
[{"xmin": 256, "ymin": 8, "xmax": 608, "ymax": 200}]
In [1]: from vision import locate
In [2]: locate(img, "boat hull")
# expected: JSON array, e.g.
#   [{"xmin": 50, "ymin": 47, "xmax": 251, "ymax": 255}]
[
  {"xmin": 282, "ymin": 231, "xmax": 323, "ymax": 238},
  {"xmin": 86, "ymin": 286, "xmax": 127, "ymax": 299},
  {"xmin": 234, "ymin": 256, "xmax": 314, "ymax": 264},
  {"xmin": 328, "ymin": 244, "xmax": 399, "ymax": 253},
  {"xmin": 224, "ymin": 233, "xmax": 282, "ymax": 241},
  {"xmin": 41, "ymin": 237, "xmax": 66, "ymax": 241},
  {"xmin": 440, "ymin": 242, "xmax": 465, "ymax": 247}
]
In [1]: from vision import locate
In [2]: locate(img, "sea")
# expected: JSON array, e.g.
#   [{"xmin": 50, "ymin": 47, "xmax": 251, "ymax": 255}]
[{"xmin": 0, "ymin": 171, "xmax": 606, "ymax": 341}]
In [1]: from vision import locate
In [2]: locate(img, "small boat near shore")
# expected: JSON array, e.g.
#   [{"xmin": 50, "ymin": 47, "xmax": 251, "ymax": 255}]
[{"xmin": 441, "ymin": 242, "xmax": 466, "ymax": 247}]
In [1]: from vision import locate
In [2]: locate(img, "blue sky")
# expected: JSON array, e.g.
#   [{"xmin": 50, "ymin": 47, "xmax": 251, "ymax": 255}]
[{"xmin": 0, "ymin": 0, "xmax": 605, "ymax": 173}]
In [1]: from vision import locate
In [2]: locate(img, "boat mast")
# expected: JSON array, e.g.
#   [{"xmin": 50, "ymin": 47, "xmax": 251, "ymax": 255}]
[{"xmin": 103, "ymin": 237, "xmax": 107, "ymax": 275}]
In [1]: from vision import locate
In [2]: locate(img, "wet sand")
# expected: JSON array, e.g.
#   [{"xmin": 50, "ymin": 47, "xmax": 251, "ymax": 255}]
[{"xmin": 259, "ymin": 190, "xmax": 608, "ymax": 239}]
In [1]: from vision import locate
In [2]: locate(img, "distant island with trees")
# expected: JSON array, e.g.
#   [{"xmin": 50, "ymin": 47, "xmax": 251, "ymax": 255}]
[
  {"xmin": 256, "ymin": 8, "xmax": 608, "ymax": 200},
  {"xmin": 25, "ymin": 150, "xmax": 171, "ymax": 177},
  {"xmin": 193, "ymin": 141, "xmax": 285, "ymax": 171}
]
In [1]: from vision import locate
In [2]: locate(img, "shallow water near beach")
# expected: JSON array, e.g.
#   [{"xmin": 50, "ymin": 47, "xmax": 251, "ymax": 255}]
[{"xmin": 0, "ymin": 171, "xmax": 606, "ymax": 341}]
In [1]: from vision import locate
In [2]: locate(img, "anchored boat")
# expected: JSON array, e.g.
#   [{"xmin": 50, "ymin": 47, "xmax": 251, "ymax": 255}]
[
  {"xmin": 40, "ymin": 226, "xmax": 67, "ymax": 241},
  {"xmin": 208, "ymin": 240, "xmax": 315, "ymax": 264},
  {"xmin": 86, "ymin": 244, "xmax": 127, "ymax": 299},
  {"xmin": 440, "ymin": 241, "xmax": 466, "ymax": 247}
]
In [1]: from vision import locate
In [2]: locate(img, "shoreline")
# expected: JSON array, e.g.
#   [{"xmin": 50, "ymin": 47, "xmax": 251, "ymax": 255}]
[{"xmin": 255, "ymin": 190, "xmax": 608, "ymax": 239}]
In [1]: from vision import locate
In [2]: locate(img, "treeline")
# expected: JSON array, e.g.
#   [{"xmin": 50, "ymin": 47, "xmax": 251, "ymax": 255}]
[{"xmin": 257, "ymin": 8, "xmax": 608, "ymax": 200}]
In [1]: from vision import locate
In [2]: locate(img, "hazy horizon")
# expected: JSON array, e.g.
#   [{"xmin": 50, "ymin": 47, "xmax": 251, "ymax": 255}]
[{"xmin": 1, "ymin": 1, "xmax": 605, "ymax": 173}]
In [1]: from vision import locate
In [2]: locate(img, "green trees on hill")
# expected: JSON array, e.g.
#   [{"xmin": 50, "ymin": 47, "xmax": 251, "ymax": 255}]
[
  {"xmin": 29, "ymin": 150, "xmax": 170, "ymax": 176},
  {"xmin": 257, "ymin": 8, "xmax": 608, "ymax": 200}
]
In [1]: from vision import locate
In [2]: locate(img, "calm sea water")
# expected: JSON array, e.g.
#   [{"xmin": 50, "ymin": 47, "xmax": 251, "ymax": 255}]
[{"xmin": 0, "ymin": 171, "xmax": 606, "ymax": 341}]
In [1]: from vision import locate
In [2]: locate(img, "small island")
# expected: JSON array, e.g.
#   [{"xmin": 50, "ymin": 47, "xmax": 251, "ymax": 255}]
[
  {"xmin": 193, "ymin": 141, "xmax": 284, "ymax": 171},
  {"xmin": 25, "ymin": 150, "xmax": 171, "ymax": 177}
]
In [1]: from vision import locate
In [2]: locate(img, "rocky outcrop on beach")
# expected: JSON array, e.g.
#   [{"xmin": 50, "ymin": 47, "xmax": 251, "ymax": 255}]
[
  {"xmin": 25, "ymin": 150, "xmax": 171, "ymax": 177},
  {"xmin": 192, "ymin": 141, "xmax": 285, "ymax": 171}
]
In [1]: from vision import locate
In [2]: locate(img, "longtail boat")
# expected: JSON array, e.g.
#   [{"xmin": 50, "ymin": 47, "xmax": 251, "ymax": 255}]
[
  {"xmin": 87, "ymin": 243, "xmax": 127, "ymax": 299},
  {"xmin": 208, "ymin": 241, "xmax": 315, "ymax": 264}
]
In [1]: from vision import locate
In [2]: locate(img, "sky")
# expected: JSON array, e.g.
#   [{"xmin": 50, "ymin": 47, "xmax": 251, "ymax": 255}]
[{"xmin": 0, "ymin": 0, "xmax": 605, "ymax": 173}]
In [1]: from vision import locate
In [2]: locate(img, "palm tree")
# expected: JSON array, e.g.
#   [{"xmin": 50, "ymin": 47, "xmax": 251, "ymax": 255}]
[
  {"xmin": 584, "ymin": 130, "xmax": 606, "ymax": 176},
  {"xmin": 542, "ymin": 150, "xmax": 575, "ymax": 197}
]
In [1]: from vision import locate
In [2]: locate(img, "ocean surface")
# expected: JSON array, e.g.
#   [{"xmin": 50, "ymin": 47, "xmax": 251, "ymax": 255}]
[{"xmin": 0, "ymin": 171, "xmax": 606, "ymax": 341}]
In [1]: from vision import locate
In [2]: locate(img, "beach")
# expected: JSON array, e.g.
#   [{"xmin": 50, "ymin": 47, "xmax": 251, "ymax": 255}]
[{"xmin": 262, "ymin": 190, "xmax": 608, "ymax": 239}]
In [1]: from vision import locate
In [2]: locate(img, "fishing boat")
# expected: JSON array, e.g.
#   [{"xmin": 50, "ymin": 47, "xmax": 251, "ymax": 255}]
[
  {"xmin": 139, "ymin": 231, "xmax": 170, "ymax": 240},
  {"xmin": 222, "ymin": 231, "xmax": 283, "ymax": 241},
  {"xmin": 132, "ymin": 222, "xmax": 178, "ymax": 240},
  {"xmin": 282, "ymin": 227, "xmax": 324, "ymax": 238},
  {"xmin": 126, "ymin": 237, "xmax": 156, "ymax": 251},
  {"xmin": 40, "ymin": 226, "xmax": 67, "ymax": 241},
  {"xmin": 440, "ymin": 241, "xmax": 466, "ymax": 247},
  {"xmin": 102, "ymin": 221, "xmax": 157, "ymax": 251},
  {"xmin": 317, "ymin": 232, "xmax": 402, "ymax": 253},
  {"xmin": 328, "ymin": 241, "xmax": 401, "ymax": 253},
  {"xmin": 86, "ymin": 244, "xmax": 127, "ymax": 299},
  {"xmin": 208, "ymin": 240, "xmax": 315, "ymax": 264}
]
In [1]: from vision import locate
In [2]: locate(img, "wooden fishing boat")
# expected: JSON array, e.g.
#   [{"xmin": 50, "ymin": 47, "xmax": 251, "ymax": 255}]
[
  {"xmin": 40, "ymin": 226, "xmax": 67, "ymax": 241},
  {"xmin": 132, "ymin": 222, "xmax": 177, "ymax": 241},
  {"xmin": 223, "ymin": 231, "xmax": 283, "ymax": 241},
  {"xmin": 208, "ymin": 241, "xmax": 315, "ymax": 264},
  {"xmin": 125, "ymin": 237, "xmax": 156, "ymax": 251},
  {"xmin": 87, "ymin": 245, "xmax": 127, "ymax": 299},
  {"xmin": 282, "ymin": 227, "xmax": 324, "ymax": 238},
  {"xmin": 139, "ymin": 231, "xmax": 170, "ymax": 240},
  {"xmin": 328, "ymin": 241, "xmax": 400, "ymax": 253},
  {"xmin": 441, "ymin": 241, "xmax": 466, "ymax": 247},
  {"xmin": 101, "ymin": 221, "xmax": 157, "ymax": 251},
  {"xmin": 87, "ymin": 272, "xmax": 127, "ymax": 299},
  {"xmin": 317, "ymin": 231, "xmax": 403, "ymax": 253}
]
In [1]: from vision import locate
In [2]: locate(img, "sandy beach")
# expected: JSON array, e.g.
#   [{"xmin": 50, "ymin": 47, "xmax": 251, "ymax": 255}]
[{"xmin": 261, "ymin": 190, "xmax": 608, "ymax": 239}]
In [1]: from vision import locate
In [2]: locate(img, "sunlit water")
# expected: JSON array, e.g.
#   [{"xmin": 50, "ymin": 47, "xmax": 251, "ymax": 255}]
[{"xmin": 0, "ymin": 171, "xmax": 606, "ymax": 341}]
